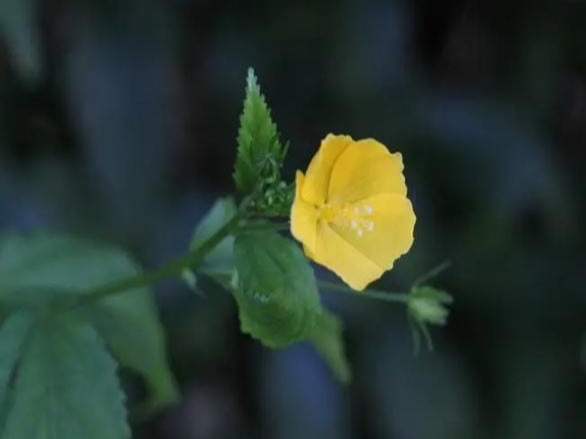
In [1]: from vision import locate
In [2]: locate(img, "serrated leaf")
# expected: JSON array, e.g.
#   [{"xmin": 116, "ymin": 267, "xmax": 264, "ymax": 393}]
[
  {"xmin": 190, "ymin": 197, "xmax": 237, "ymax": 269},
  {"xmin": 234, "ymin": 68, "xmax": 285, "ymax": 193},
  {"xmin": 0, "ymin": 232, "xmax": 178, "ymax": 410},
  {"xmin": 2, "ymin": 315, "xmax": 129, "ymax": 439},
  {"xmin": 233, "ymin": 231, "xmax": 321, "ymax": 348},
  {"xmin": 308, "ymin": 309, "xmax": 352, "ymax": 384}
]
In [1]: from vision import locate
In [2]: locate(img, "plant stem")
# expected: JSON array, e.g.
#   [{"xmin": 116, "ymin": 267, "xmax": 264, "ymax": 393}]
[
  {"xmin": 318, "ymin": 281, "xmax": 409, "ymax": 304},
  {"xmin": 69, "ymin": 209, "xmax": 245, "ymax": 310},
  {"xmin": 63, "ymin": 181, "xmax": 408, "ymax": 310},
  {"xmin": 197, "ymin": 268, "xmax": 410, "ymax": 306},
  {"xmin": 413, "ymin": 260, "xmax": 452, "ymax": 287},
  {"xmin": 237, "ymin": 221, "xmax": 290, "ymax": 233}
]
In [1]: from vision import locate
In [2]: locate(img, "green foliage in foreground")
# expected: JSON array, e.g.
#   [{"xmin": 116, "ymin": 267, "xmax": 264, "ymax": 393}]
[
  {"xmin": 0, "ymin": 68, "xmax": 449, "ymax": 438},
  {"xmin": 0, "ymin": 233, "xmax": 177, "ymax": 438},
  {"xmin": 3, "ymin": 314, "xmax": 129, "ymax": 439}
]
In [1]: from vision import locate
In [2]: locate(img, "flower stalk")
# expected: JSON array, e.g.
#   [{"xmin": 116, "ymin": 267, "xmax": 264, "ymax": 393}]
[{"xmin": 68, "ymin": 204, "xmax": 248, "ymax": 310}]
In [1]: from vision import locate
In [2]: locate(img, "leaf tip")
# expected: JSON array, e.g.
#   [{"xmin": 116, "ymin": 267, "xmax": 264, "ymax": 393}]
[{"xmin": 246, "ymin": 67, "xmax": 259, "ymax": 93}]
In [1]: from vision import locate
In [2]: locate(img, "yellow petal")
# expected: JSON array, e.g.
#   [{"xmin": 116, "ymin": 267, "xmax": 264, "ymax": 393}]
[
  {"xmin": 290, "ymin": 171, "xmax": 319, "ymax": 255},
  {"xmin": 302, "ymin": 134, "xmax": 353, "ymax": 205},
  {"xmin": 328, "ymin": 138, "xmax": 407, "ymax": 204},
  {"xmin": 291, "ymin": 135, "xmax": 416, "ymax": 292},
  {"xmin": 330, "ymin": 194, "xmax": 416, "ymax": 271},
  {"xmin": 313, "ymin": 222, "xmax": 384, "ymax": 291}
]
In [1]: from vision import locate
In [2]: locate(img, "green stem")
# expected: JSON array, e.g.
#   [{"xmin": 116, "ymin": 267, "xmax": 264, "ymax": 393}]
[
  {"xmin": 318, "ymin": 281, "xmax": 409, "ymax": 304},
  {"xmin": 197, "ymin": 268, "xmax": 410, "ymax": 305},
  {"xmin": 413, "ymin": 260, "xmax": 452, "ymax": 287},
  {"xmin": 197, "ymin": 267, "xmax": 233, "ymax": 279},
  {"xmin": 63, "ymin": 179, "xmax": 408, "ymax": 311},
  {"xmin": 237, "ymin": 221, "xmax": 290, "ymax": 233},
  {"xmin": 68, "ymin": 208, "xmax": 246, "ymax": 310}
]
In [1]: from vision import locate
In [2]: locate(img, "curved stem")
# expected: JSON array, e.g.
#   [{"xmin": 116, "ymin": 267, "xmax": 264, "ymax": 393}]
[
  {"xmin": 318, "ymin": 281, "xmax": 409, "ymax": 304},
  {"xmin": 413, "ymin": 260, "xmax": 452, "ymax": 287},
  {"xmin": 197, "ymin": 268, "xmax": 410, "ymax": 305},
  {"xmin": 68, "ymin": 208, "xmax": 246, "ymax": 310},
  {"xmin": 63, "ymin": 183, "xmax": 409, "ymax": 311}
]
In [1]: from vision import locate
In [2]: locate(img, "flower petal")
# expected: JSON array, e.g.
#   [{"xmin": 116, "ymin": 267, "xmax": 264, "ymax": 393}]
[
  {"xmin": 328, "ymin": 138, "xmax": 407, "ymax": 204},
  {"xmin": 313, "ymin": 222, "xmax": 384, "ymax": 291},
  {"xmin": 330, "ymin": 193, "xmax": 416, "ymax": 270},
  {"xmin": 290, "ymin": 171, "xmax": 319, "ymax": 255},
  {"xmin": 302, "ymin": 134, "xmax": 353, "ymax": 205}
]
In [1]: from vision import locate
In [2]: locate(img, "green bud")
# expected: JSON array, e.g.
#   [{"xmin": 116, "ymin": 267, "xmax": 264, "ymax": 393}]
[
  {"xmin": 407, "ymin": 286, "xmax": 453, "ymax": 353},
  {"xmin": 409, "ymin": 296, "xmax": 448, "ymax": 325},
  {"xmin": 408, "ymin": 286, "xmax": 453, "ymax": 327}
]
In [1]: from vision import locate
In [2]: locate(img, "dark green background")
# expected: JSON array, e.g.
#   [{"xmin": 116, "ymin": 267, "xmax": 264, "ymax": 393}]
[{"xmin": 1, "ymin": 0, "xmax": 585, "ymax": 438}]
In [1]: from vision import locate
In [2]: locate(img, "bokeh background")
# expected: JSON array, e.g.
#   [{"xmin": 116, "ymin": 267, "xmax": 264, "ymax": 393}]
[{"xmin": 1, "ymin": 0, "xmax": 586, "ymax": 438}]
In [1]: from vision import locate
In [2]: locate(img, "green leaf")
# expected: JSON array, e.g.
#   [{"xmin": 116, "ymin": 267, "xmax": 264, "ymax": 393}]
[
  {"xmin": 84, "ymin": 291, "xmax": 179, "ymax": 411},
  {"xmin": 234, "ymin": 68, "xmax": 286, "ymax": 193},
  {"xmin": 2, "ymin": 314, "xmax": 129, "ymax": 439},
  {"xmin": 233, "ymin": 231, "xmax": 320, "ymax": 348},
  {"xmin": 0, "ymin": 0, "xmax": 42, "ymax": 82},
  {"xmin": 190, "ymin": 197, "xmax": 237, "ymax": 269},
  {"xmin": 0, "ymin": 232, "xmax": 136, "ymax": 303},
  {"xmin": 308, "ymin": 309, "xmax": 352, "ymax": 384},
  {"xmin": 0, "ymin": 232, "xmax": 178, "ymax": 410},
  {"xmin": 0, "ymin": 312, "xmax": 34, "ymax": 398},
  {"xmin": 0, "ymin": 311, "xmax": 35, "ymax": 430}
]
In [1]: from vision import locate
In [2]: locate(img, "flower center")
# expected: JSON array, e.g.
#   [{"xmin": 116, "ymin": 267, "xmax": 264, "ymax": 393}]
[{"xmin": 318, "ymin": 203, "xmax": 375, "ymax": 238}]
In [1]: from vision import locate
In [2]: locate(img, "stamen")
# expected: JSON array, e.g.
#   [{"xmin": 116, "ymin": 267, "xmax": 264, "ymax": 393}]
[{"xmin": 319, "ymin": 202, "xmax": 376, "ymax": 237}]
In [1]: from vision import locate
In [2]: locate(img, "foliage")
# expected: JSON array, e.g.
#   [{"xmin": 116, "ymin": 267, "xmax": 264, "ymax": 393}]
[
  {"xmin": 3, "ymin": 315, "xmax": 130, "ymax": 439},
  {"xmin": 234, "ymin": 69, "xmax": 293, "ymax": 216},
  {"xmin": 0, "ymin": 69, "xmax": 451, "ymax": 438},
  {"xmin": 233, "ymin": 231, "xmax": 321, "ymax": 348},
  {"xmin": 234, "ymin": 68, "xmax": 287, "ymax": 194},
  {"xmin": 308, "ymin": 309, "xmax": 352, "ymax": 384},
  {"xmin": 190, "ymin": 197, "xmax": 237, "ymax": 270},
  {"xmin": 0, "ymin": 233, "xmax": 177, "ymax": 437}
]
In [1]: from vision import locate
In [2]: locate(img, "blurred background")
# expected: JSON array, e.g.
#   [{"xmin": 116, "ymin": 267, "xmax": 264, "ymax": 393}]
[{"xmin": 1, "ymin": 0, "xmax": 585, "ymax": 438}]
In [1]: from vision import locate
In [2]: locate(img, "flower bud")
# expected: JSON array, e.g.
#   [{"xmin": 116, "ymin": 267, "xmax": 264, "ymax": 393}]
[{"xmin": 408, "ymin": 286, "xmax": 453, "ymax": 326}]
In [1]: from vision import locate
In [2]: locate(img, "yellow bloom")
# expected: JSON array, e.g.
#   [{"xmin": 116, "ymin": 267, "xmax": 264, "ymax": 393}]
[{"xmin": 291, "ymin": 134, "xmax": 416, "ymax": 291}]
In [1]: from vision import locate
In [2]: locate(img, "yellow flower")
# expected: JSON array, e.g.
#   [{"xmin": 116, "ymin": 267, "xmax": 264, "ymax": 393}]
[{"xmin": 291, "ymin": 134, "xmax": 416, "ymax": 291}]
